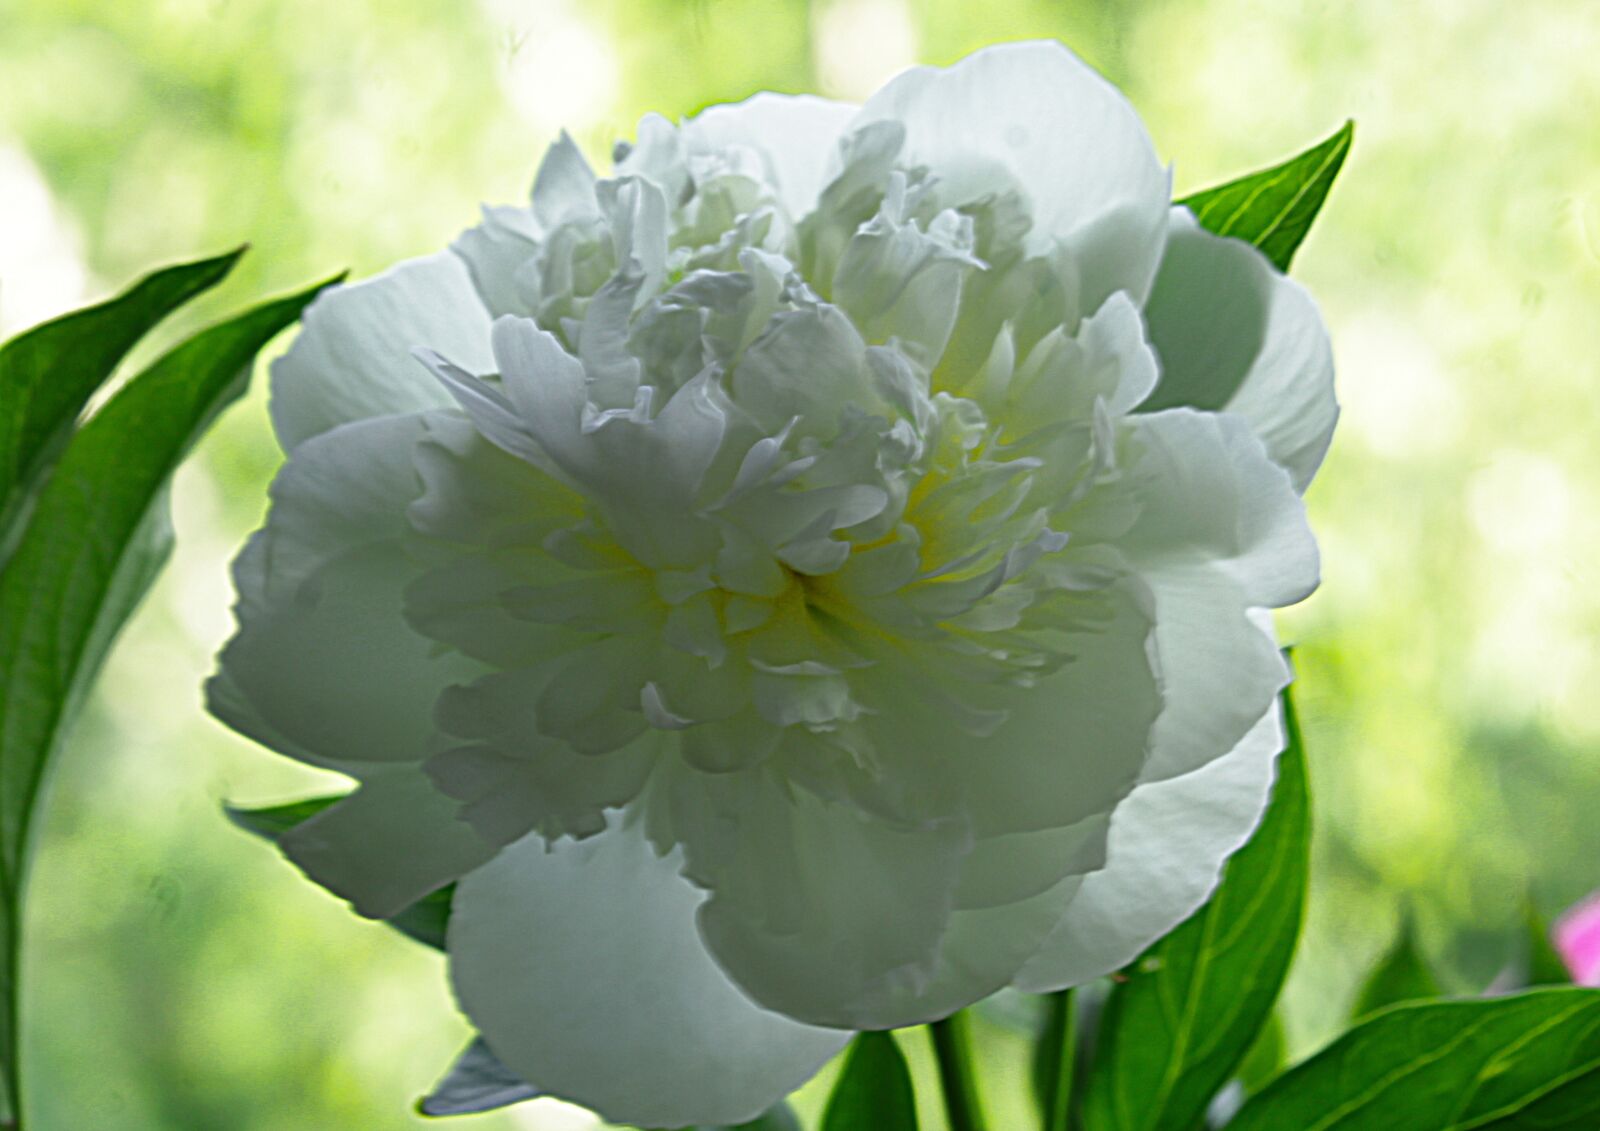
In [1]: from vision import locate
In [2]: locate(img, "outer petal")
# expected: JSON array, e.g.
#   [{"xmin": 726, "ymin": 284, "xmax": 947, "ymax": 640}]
[
  {"xmin": 852, "ymin": 41, "xmax": 1170, "ymax": 303},
  {"xmin": 684, "ymin": 93, "xmax": 859, "ymax": 220},
  {"xmin": 1012, "ymin": 699, "xmax": 1283, "ymax": 991},
  {"xmin": 278, "ymin": 764, "xmax": 494, "ymax": 919},
  {"xmin": 448, "ymin": 819, "xmax": 849, "ymax": 1128},
  {"xmin": 209, "ymin": 414, "xmax": 480, "ymax": 770},
  {"xmin": 270, "ymin": 252, "xmax": 493, "ymax": 451},
  {"xmin": 671, "ymin": 767, "xmax": 972, "ymax": 1031},
  {"xmin": 1140, "ymin": 210, "xmax": 1338, "ymax": 492},
  {"xmin": 842, "ymin": 820, "xmax": 1103, "ymax": 1025},
  {"xmin": 1120, "ymin": 409, "xmax": 1314, "ymax": 782}
]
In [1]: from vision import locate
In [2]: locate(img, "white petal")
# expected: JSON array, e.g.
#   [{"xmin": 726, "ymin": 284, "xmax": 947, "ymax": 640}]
[
  {"xmin": 1118, "ymin": 409, "xmax": 1309, "ymax": 780},
  {"xmin": 1012, "ymin": 701, "xmax": 1283, "ymax": 991},
  {"xmin": 673, "ymin": 766, "xmax": 972, "ymax": 1031},
  {"xmin": 531, "ymin": 131, "xmax": 600, "ymax": 230},
  {"xmin": 843, "ymin": 818, "xmax": 1106, "ymax": 1025},
  {"xmin": 1124, "ymin": 408, "xmax": 1319, "ymax": 610},
  {"xmin": 1140, "ymin": 210, "xmax": 1337, "ymax": 492},
  {"xmin": 451, "ymin": 204, "xmax": 541, "ymax": 319},
  {"xmin": 210, "ymin": 416, "xmax": 479, "ymax": 769},
  {"xmin": 448, "ymin": 819, "xmax": 849, "ymax": 1128},
  {"xmin": 858, "ymin": 578, "xmax": 1160, "ymax": 838},
  {"xmin": 684, "ymin": 93, "xmax": 860, "ymax": 219},
  {"xmin": 270, "ymin": 253, "xmax": 493, "ymax": 451},
  {"xmin": 279, "ymin": 764, "xmax": 493, "ymax": 919},
  {"xmin": 1140, "ymin": 565, "xmax": 1289, "ymax": 782},
  {"xmin": 853, "ymin": 41, "xmax": 1169, "ymax": 296}
]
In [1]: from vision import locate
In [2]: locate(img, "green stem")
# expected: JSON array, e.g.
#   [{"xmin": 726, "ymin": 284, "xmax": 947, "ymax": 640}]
[
  {"xmin": 1040, "ymin": 989, "xmax": 1077, "ymax": 1131},
  {"xmin": 929, "ymin": 1012, "xmax": 986, "ymax": 1131}
]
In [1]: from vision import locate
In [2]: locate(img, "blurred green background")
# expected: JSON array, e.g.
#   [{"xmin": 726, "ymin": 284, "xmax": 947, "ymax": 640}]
[{"xmin": 3, "ymin": 0, "xmax": 1599, "ymax": 1127}]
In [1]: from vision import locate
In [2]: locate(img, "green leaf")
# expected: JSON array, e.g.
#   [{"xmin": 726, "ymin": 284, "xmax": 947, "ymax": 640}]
[
  {"xmin": 1235, "ymin": 1012, "xmax": 1288, "ymax": 1097},
  {"xmin": 1081, "ymin": 683, "xmax": 1310, "ymax": 1131},
  {"xmin": 227, "ymin": 795, "xmax": 454, "ymax": 950},
  {"xmin": 1179, "ymin": 121, "xmax": 1354, "ymax": 272},
  {"xmin": 1526, "ymin": 897, "xmax": 1573, "ymax": 988},
  {"xmin": 0, "ymin": 273, "xmax": 333, "ymax": 1126},
  {"xmin": 1229, "ymin": 988, "xmax": 1600, "ymax": 1130},
  {"xmin": 417, "ymin": 1037, "xmax": 540, "ymax": 1117},
  {"xmin": 822, "ymin": 1032, "xmax": 919, "ymax": 1131},
  {"xmin": 1352, "ymin": 911, "xmax": 1441, "ymax": 1020},
  {"xmin": 0, "ymin": 248, "xmax": 243, "ymax": 555},
  {"xmin": 225, "ymin": 795, "xmax": 343, "ymax": 840}
]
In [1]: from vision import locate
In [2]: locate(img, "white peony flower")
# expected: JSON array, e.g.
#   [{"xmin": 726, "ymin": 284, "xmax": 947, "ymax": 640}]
[{"xmin": 211, "ymin": 40, "xmax": 1334, "ymax": 1128}]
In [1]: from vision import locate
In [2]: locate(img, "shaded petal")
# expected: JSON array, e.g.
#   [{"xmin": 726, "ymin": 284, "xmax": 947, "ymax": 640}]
[
  {"xmin": 448, "ymin": 819, "xmax": 849, "ymax": 1128},
  {"xmin": 664, "ymin": 765, "xmax": 971, "ymax": 1031},
  {"xmin": 853, "ymin": 41, "xmax": 1169, "ymax": 301},
  {"xmin": 451, "ymin": 204, "xmax": 541, "ymax": 319},
  {"xmin": 1140, "ymin": 210, "xmax": 1337, "ymax": 492},
  {"xmin": 279, "ymin": 764, "xmax": 493, "ymax": 918},
  {"xmin": 684, "ymin": 93, "xmax": 860, "ymax": 219},
  {"xmin": 1012, "ymin": 701, "xmax": 1283, "ymax": 991},
  {"xmin": 1124, "ymin": 408, "xmax": 1319, "ymax": 610},
  {"xmin": 1118, "ymin": 409, "xmax": 1312, "ymax": 781},
  {"xmin": 1142, "ymin": 571, "xmax": 1288, "ymax": 782},
  {"xmin": 845, "ymin": 816, "xmax": 1107, "ymax": 1025},
  {"xmin": 858, "ymin": 578, "xmax": 1160, "ymax": 838},
  {"xmin": 270, "ymin": 253, "xmax": 492, "ymax": 450},
  {"xmin": 209, "ymin": 416, "xmax": 480, "ymax": 769}
]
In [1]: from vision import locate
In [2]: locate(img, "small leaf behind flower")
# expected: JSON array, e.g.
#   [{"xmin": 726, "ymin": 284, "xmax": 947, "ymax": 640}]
[
  {"xmin": 1080, "ymin": 684, "xmax": 1310, "ymax": 1131},
  {"xmin": 1179, "ymin": 122, "xmax": 1354, "ymax": 272},
  {"xmin": 1229, "ymin": 988, "xmax": 1600, "ymax": 1130},
  {"xmin": 227, "ymin": 795, "xmax": 454, "ymax": 950},
  {"xmin": 821, "ymin": 1032, "xmax": 918, "ymax": 1131},
  {"xmin": 417, "ymin": 1037, "xmax": 540, "ymax": 1117},
  {"xmin": 1351, "ymin": 911, "xmax": 1441, "ymax": 1020}
]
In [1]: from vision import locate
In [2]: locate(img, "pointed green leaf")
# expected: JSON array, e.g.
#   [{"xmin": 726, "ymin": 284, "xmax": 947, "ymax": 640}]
[
  {"xmin": 1352, "ymin": 912, "xmax": 1441, "ymax": 1020},
  {"xmin": 1527, "ymin": 898, "xmax": 1573, "ymax": 988},
  {"xmin": 1179, "ymin": 122, "xmax": 1354, "ymax": 272},
  {"xmin": 1229, "ymin": 988, "xmax": 1600, "ymax": 1130},
  {"xmin": 225, "ymin": 795, "xmax": 344, "ymax": 840},
  {"xmin": 227, "ymin": 796, "xmax": 454, "ymax": 950},
  {"xmin": 822, "ymin": 1032, "xmax": 919, "ymax": 1131},
  {"xmin": 1081, "ymin": 684, "xmax": 1310, "ymax": 1131},
  {"xmin": 0, "ymin": 272, "xmax": 334, "ymax": 1126},
  {"xmin": 0, "ymin": 248, "xmax": 244, "ymax": 553}
]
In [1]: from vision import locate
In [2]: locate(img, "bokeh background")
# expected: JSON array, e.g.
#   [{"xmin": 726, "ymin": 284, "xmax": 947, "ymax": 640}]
[{"xmin": 4, "ymin": 0, "xmax": 1599, "ymax": 1127}]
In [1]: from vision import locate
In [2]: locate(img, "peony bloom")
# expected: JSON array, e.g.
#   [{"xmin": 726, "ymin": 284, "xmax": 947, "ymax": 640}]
[{"xmin": 211, "ymin": 40, "xmax": 1334, "ymax": 1127}]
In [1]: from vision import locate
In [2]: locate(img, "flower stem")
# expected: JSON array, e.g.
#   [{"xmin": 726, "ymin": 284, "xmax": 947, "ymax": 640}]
[
  {"xmin": 928, "ymin": 1012, "xmax": 986, "ymax": 1131},
  {"xmin": 1039, "ymin": 988, "xmax": 1077, "ymax": 1131}
]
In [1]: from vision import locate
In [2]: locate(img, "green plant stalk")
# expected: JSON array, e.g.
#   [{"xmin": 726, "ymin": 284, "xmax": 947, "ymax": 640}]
[
  {"xmin": 929, "ymin": 1013, "xmax": 986, "ymax": 1131},
  {"xmin": 1040, "ymin": 989, "xmax": 1077, "ymax": 1131},
  {"xmin": 0, "ymin": 904, "xmax": 14, "ymax": 1131}
]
